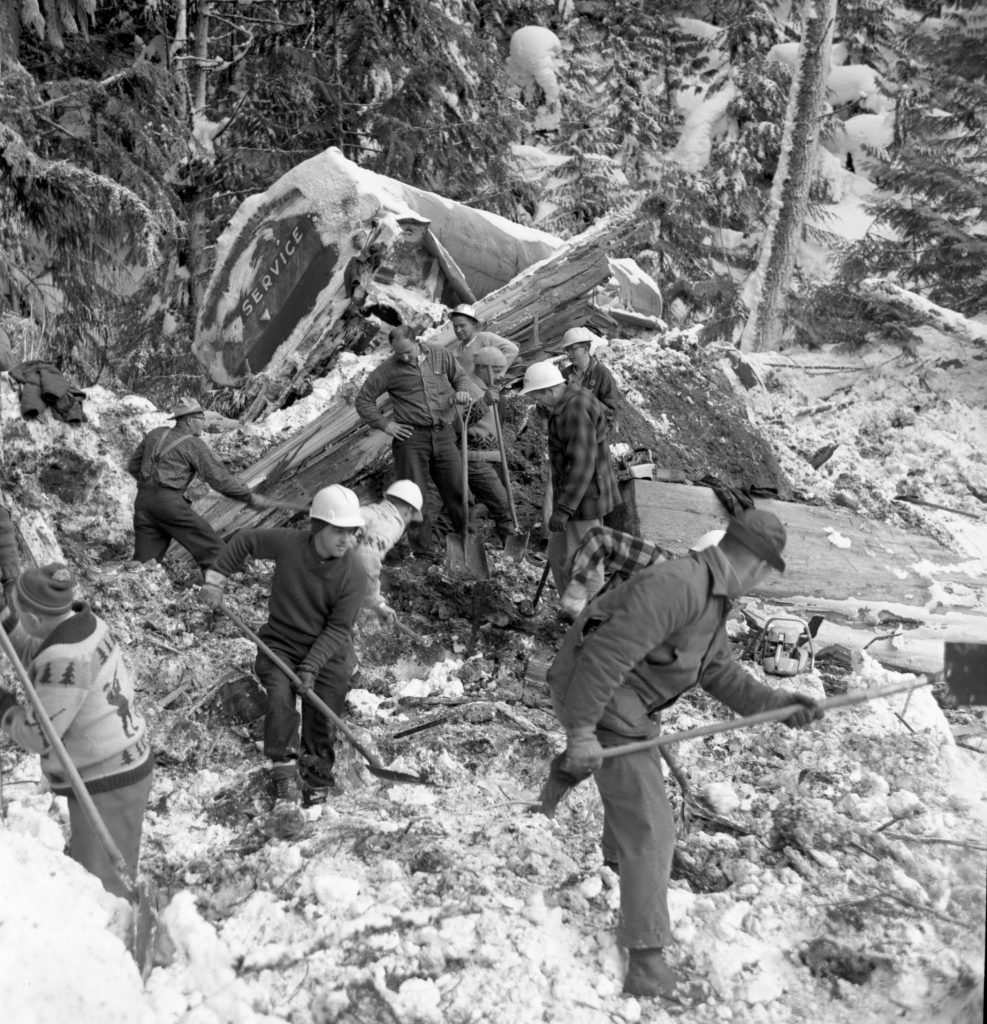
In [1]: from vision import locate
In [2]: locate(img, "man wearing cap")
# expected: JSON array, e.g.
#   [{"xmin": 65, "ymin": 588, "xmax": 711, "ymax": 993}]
[
  {"xmin": 545, "ymin": 509, "xmax": 822, "ymax": 1001},
  {"xmin": 355, "ymin": 325, "xmax": 474, "ymax": 556},
  {"xmin": 458, "ymin": 345, "xmax": 523, "ymax": 544},
  {"xmin": 0, "ymin": 564, "xmax": 153, "ymax": 898},
  {"xmin": 448, "ymin": 304, "xmax": 520, "ymax": 371},
  {"xmin": 519, "ymin": 360, "xmax": 620, "ymax": 602},
  {"xmin": 127, "ymin": 398, "xmax": 273, "ymax": 574},
  {"xmin": 560, "ymin": 327, "xmax": 620, "ymax": 428},
  {"xmin": 199, "ymin": 485, "xmax": 368, "ymax": 807}
]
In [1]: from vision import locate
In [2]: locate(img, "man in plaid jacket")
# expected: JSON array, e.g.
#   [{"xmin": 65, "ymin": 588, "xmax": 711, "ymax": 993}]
[{"xmin": 519, "ymin": 361, "xmax": 620, "ymax": 601}]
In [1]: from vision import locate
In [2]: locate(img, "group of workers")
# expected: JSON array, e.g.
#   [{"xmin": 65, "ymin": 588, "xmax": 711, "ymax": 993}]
[{"xmin": 0, "ymin": 304, "xmax": 823, "ymax": 1004}]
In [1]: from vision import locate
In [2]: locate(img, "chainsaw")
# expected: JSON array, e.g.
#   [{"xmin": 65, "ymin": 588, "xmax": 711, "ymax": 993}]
[{"xmin": 758, "ymin": 616, "xmax": 815, "ymax": 676}]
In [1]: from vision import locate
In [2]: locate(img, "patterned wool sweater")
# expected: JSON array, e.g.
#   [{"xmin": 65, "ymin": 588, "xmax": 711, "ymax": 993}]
[
  {"xmin": 1, "ymin": 603, "xmax": 152, "ymax": 794},
  {"xmin": 355, "ymin": 499, "xmax": 408, "ymax": 610}
]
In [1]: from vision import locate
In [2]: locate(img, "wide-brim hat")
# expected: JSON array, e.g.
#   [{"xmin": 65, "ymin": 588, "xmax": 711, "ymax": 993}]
[{"xmin": 170, "ymin": 398, "xmax": 205, "ymax": 419}]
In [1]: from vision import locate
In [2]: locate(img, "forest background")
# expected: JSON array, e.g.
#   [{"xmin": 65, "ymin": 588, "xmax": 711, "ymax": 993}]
[{"xmin": 1, "ymin": 0, "xmax": 984, "ymax": 402}]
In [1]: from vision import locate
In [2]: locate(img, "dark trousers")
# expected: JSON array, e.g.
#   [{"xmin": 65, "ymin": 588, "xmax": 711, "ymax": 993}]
[
  {"xmin": 66, "ymin": 767, "xmax": 154, "ymax": 900},
  {"xmin": 133, "ymin": 485, "xmax": 223, "ymax": 572},
  {"xmin": 254, "ymin": 632, "xmax": 354, "ymax": 775},
  {"xmin": 467, "ymin": 459, "xmax": 512, "ymax": 530},
  {"xmin": 595, "ymin": 726, "xmax": 675, "ymax": 949},
  {"xmin": 392, "ymin": 426, "xmax": 466, "ymax": 551}
]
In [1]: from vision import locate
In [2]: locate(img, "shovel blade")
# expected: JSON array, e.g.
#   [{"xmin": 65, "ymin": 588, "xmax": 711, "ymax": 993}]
[
  {"xmin": 129, "ymin": 878, "xmax": 161, "ymax": 980},
  {"xmin": 368, "ymin": 765, "xmax": 429, "ymax": 785},
  {"xmin": 504, "ymin": 532, "xmax": 528, "ymax": 562},
  {"xmin": 944, "ymin": 642, "xmax": 987, "ymax": 706},
  {"xmin": 444, "ymin": 533, "xmax": 489, "ymax": 579}
]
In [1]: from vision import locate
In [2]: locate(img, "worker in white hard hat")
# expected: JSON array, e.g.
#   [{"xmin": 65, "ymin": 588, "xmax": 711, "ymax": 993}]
[
  {"xmin": 448, "ymin": 303, "xmax": 520, "ymax": 372},
  {"xmin": 519, "ymin": 360, "xmax": 621, "ymax": 603},
  {"xmin": 354, "ymin": 480, "xmax": 425, "ymax": 624},
  {"xmin": 199, "ymin": 484, "xmax": 368, "ymax": 808},
  {"xmin": 560, "ymin": 527, "xmax": 727, "ymax": 620},
  {"xmin": 560, "ymin": 327, "xmax": 621, "ymax": 428}
]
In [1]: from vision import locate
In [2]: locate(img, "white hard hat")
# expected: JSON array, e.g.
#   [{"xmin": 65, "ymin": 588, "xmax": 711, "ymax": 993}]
[
  {"xmin": 690, "ymin": 529, "xmax": 726, "ymax": 552},
  {"xmin": 384, "ymin": 479, "xmax": 424, "ymax": 521},
  {"xmin": 450, "ymin": 303, "xmax": 479, "ymax": 322},
  {"xmin": 561, "ymin": 326, "xmax": 596, "ymax": 349},
  {"xmin": 310, "ymin": 485, "xmax": 365, "ymax": 528},
  {"xmin": 520, "ymin": 361, "xmax": 566, "ymax": 395}
]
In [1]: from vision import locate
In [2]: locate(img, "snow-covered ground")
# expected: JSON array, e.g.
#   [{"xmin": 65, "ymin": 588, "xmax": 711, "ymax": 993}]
[{"xmin": 1, "ymin": 315, "xmax": 985, "ymax": 1024}]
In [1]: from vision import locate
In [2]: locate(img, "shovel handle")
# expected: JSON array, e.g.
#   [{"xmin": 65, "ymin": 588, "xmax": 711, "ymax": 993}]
[
  {"xmin": 219, "ymin": 606, "xmax": 387, "ymax": 771},
  {"xmin": 0, "ymin": 623, "xmax": 134, "ymax": 895},
  {"xmin": 601, "ymin": 677, "xmax": 932, "ymax": 760},
  {"xmin": 393, "ymin": 617, "xmax": 427, "ymax": 646},
  {"xmin": 532, "ymin": 559, "xmax": 552, "ymax": 609},
  {"xmin": 482, "ymin": 366, "xmax": 520, "ymax": 531}
]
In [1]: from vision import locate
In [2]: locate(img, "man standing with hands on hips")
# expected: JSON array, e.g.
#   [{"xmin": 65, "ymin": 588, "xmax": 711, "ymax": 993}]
[{"xmin": 355, "ymin": 326, "xmax": 474, "ymax": 557}]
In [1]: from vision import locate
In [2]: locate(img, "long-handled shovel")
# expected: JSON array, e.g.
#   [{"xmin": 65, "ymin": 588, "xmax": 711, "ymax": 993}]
[
  {"xmin": 219, "ymin": 606, "xmax": 427, "ymax": 785},
  {"xmin": 444, "ymin": 402, "xmax": 490, "ymax": 579},
  {"xmin": 0, "ymin": 625, "xmax": 159, "ymax": 975},
  {"xmin": 481, "ymin": 366, "xmax": 527, "ymax": 562},
  {"xmin": 538, "ymin": 676, "xmax": 937, "ymax": 817}
]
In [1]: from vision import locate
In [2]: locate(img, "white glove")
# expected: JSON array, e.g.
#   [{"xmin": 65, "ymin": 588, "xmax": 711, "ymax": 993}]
[
  {"xmin": 375, "ymin": 602, "xmax": 397, "ymax": 624},
  {"xmin": 560, "ymin": 582, "xmax": 588, "ymax": 620}
]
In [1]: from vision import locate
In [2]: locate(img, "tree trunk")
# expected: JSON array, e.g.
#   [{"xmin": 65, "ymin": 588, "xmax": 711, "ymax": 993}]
[{"xmin": 738, "ymin": 0, "xmax": 836, "ymax": 352}]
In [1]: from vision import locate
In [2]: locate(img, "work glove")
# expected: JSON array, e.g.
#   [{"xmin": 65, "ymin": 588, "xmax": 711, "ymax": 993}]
[
  {"xmin": 0, "ymin": 687, "xmax": 19, "ymax": 722},
  {"xmin": 375, "ymin": 602, "xmax": 397, "ymax": 625},
  {"xmin": 773, "ymin": 690, "xmax": 823, "ymax": 729},
  {"xmin": 293, "ymin": 669, "xmax": 316, "ymax": 696},
  {"xmin": 562, "ymin": 728, "xmax": 604, "ymax": 779},
  {"xmin": 198, "ymin": 583, "xmax": 225, "ymax": 610},
  {"xmin": 560, "ymin": 582, "xmax": 588, "ymax": 620},
  {"xmin": 548, "ymin": 509, "xmax": 569, "ymax": 533}
]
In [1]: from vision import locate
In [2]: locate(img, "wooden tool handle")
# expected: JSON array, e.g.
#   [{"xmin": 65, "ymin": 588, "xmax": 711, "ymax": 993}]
[
  {"xmin": 601, "ymin": 677, "xmax": 931, "ymax": 759},
  {"xmin": 220, "ymin": 606, "xmax": 385, "ymax": 769}
]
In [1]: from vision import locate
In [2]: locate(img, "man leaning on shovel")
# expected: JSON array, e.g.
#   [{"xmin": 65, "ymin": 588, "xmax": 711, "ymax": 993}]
[
  {"xmin": 127, "ymin": 397, "xmax": 278, "ymax": 576},
  {"xmin": 199, "ymin": 485, "xmax": 368, "ymax": 809},
  {"xmin": 544, "ymin": 509, "xmax": 822, "ymax": 1002}
]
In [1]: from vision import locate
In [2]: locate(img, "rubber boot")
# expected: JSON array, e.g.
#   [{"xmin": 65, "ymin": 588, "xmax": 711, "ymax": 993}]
[{"xmin": 623, "ymin": 948, "xmax": 709, "ymax": 1003}]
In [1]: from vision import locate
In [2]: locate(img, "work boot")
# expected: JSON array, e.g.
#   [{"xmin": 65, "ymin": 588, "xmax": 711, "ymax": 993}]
[
  {"xmin": 623, "ymin": 948, "xmax": 707, "ymax": 1003},
  {"xmin": 299, "ymin": 752, "xmax": 336, "ymax": 807},
  {"xmin": 269, "ymin": 762, "xmax": 302, "ymax": 807}
]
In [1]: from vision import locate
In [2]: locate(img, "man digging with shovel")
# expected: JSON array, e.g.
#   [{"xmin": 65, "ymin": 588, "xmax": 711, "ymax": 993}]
[
  {"xmin": 199, "ymin": 485, "xmax": 368, "ymax": 809},
  {"xmin": 543, "ymin": 509, "xmax": 822, "ymax": 1002},
  {"xmin": 0, "ymin": 564, "xmax": 154, "ymax": 899}
]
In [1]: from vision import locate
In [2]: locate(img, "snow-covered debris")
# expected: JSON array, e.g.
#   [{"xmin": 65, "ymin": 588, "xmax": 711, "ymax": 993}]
[{"xmin": 506, "ymin": 26, "xmax": 564, "ymax": 131}]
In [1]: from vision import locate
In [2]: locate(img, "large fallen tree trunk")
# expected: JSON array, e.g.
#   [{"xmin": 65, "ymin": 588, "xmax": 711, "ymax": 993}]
[{"xmin": 183, "ymin": 210, "xmax": 639, "ymax": 555}]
